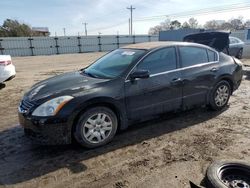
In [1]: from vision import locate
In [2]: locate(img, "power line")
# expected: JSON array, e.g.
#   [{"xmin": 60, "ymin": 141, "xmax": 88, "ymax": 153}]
[
  {"xmin": 127, "ymin": 5, "xmax": 135, "ymax": 35},
  {"xmin": 87, "ymin": 3, "xmax": 250, "ymax": 33},
  {"xmin": 88, "ymin": 21, "xmax": 128, "ymax": 32},
  {"xmin": 135, "ymin": 3, "xmax": 250, "ymax": 22}
]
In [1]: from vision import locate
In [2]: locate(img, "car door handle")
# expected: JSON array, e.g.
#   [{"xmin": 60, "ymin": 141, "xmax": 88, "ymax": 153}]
[
  {"xmin": 210, "ymin": 67, "xmax": 218, "ymax": 72},
  {"xmin": 171, "ymin": 78, "xmax": 183, "ymax": 85}
]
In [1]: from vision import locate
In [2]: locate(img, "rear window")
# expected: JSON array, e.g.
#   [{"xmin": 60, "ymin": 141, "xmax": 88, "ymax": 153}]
[{"xmin": 179, "ymin": 46, "xmax": 208, "ymax": 67}]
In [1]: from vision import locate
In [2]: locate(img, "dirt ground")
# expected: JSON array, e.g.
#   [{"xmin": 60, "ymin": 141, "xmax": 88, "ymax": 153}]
[{"xmin": 0, "ymin": 53, "xmax": 250, "ymax": 188}]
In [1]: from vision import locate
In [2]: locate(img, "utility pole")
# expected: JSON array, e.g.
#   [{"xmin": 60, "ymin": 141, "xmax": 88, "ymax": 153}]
[
  {"xmin": 127, "ymin": 5, "xmax": 135, "ymax": 35},
  {"xmin": 128, "ymin": 18, "xmax": 131, "ymax": 35},
  {"xmin": 83, "ymin": 22, "xmax": 88, "ymax": 36},
  {"xmin": 63, "ymin": 28, "xmax": 66, "ymax": 36}
]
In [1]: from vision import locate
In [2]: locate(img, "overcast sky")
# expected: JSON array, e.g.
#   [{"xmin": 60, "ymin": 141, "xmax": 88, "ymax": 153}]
[{"xmin": 1, "ymin": 0, "xmax": 250, "ymax": 36}]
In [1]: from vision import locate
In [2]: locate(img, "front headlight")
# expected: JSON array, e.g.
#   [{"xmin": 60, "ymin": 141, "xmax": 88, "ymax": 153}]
[{"xmin": 32, "ymin": 96, "xmax": 74, "ymax": 117}]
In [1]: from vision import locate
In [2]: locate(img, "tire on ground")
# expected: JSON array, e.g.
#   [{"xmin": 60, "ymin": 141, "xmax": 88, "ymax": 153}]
[
  {"xmin": 206, "ymin": 160, "xmax": 250, "ymax": 188},
  {"xmin": 208, "ymin": 80, "xmax": 231, "ymax": 111},
  {"xmin": 73, "ymin": 106, "xmax": 118, "ymax": 148}
]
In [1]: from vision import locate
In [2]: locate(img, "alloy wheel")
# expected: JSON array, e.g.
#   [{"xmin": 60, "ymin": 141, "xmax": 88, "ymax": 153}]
[
  {"xmin": 214, "ymin": 85, "xmax": 229, "ymax": 107},
  {"xmin": 82, "ymin": 113, "xmax": 113, "ymax": 144}
]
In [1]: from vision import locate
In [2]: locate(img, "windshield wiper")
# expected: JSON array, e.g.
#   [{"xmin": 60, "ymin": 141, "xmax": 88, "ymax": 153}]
[{"xmin": 82, "ymin": 70, "xmax": 99, "ymax": 78}]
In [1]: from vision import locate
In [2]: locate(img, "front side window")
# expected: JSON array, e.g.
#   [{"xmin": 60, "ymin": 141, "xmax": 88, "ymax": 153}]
[
  {"xmin": 84, "ymin": 48, "xmax": 146, "ymax": 79},
  {"xmin": 137, "ymin": 47, "xmax": 177, "ymax": 75},
  {"xmin": 179, "ymin": 46, "xmax": 208, "ymax": 67}
]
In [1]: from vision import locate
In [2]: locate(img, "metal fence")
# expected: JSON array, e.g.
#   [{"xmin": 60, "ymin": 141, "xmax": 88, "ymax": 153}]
[{"xmin": 0, "ymin": 35, "xmax": 158, "ymax": 57}]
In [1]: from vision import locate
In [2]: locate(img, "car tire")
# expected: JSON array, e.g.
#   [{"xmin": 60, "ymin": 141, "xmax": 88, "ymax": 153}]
[
  {"xmin": 73, "ymin": 106, "xmax": 118, "ymax": 148},
  {"xmin": 209, "ymin": 80, "xmax": 231, "ymax": 111},
  {"xmin": 206, "ymin": 160, "xmax": 250, "ymax": 188},
  {"xmin": 236, "ymin": 48, "xmax": 243, "ymax": 59}
]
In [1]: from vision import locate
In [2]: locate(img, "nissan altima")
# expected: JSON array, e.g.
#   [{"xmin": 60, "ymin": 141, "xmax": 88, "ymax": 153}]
[{"xmin": 18, "ymin": 41, "xmax": 243, "ymax": 148}]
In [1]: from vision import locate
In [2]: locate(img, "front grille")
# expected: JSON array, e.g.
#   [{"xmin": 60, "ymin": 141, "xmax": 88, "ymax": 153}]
[{"xmin": 19, "ymin": 99, "xmax": 35, "ymax": 113}]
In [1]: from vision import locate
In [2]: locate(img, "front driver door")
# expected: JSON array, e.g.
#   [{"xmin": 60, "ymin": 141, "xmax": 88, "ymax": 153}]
[{"xmin": 124, "ymin": 47, "xmax": 183, "ymax": 120}]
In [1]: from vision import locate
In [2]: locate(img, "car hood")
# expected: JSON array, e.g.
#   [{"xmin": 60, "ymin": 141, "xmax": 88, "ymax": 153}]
[
  {"xmin": 183, "ymin": 31, "xmax": 230, "ymax": 52},
  {"xmin": 25, "ymin": 71, "xmax": 109, "ymax": 101}
]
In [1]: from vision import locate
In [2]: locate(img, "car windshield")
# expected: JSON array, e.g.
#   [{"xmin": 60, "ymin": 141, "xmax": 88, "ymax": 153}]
[{"xmin": 84, "ymin": 48, "xmax": 146, "ymax": 79}]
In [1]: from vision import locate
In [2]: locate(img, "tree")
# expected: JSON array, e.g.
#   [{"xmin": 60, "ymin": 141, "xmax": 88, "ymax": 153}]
[
  {"xmin": 204, "ymin": 20, "xmax": 221, "ymax": 30},
  {"xmin": 220, "ymin": 22, "xmax": 233, "ymax": 30},
  {"xmin": 188, "ymin": 18, "xmax": 198, "ymax": 28},
  {"xmin": 160, "ymin": 19, "xmax": 172, "ymax": 30},
  {"xmin": 148, "ymin": 18, "xmax": 177, "ymax": 35},
  {"xmin": 170, "ymin": 20, "xmax": 181, "ymax": 30},
  {"xmin": 148, "ymin": 25, "xmax": 163, "ymax": 35},
  {"xmin": 0, "ymin": 19, "xmax": 48, "ymax": 37},
  {"xmin": 229, "ymin": 17, "xmax": 245, "ymax": 30},
  {"xmin": 182, "ymin": 21, "xmax": 190, "ymax": 29},
  {"xmin": 245, "ymin": 20, "xmax": 250, "ymax": 28}
]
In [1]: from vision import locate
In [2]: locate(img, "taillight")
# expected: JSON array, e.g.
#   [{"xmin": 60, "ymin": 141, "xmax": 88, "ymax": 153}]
[{"xmin": 0, "ymin": 60, "xmax": 12, "ymax": 66}]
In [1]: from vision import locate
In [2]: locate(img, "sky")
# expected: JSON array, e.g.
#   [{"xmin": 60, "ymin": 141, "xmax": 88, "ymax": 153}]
[{"xmin": 1, "ymin": 0, "xmax": 250, "ymax": 36}]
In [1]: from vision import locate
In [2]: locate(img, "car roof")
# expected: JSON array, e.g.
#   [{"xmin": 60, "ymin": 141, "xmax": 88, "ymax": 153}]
[{"xmin": 121, "ymin": 41, "xmax": 214, "ymax": 50}]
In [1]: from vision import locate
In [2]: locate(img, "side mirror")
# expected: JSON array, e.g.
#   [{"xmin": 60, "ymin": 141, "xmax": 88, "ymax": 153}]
[{"xmin": 130, "ymin": 70, "xmax": 150, "ymax": 80}]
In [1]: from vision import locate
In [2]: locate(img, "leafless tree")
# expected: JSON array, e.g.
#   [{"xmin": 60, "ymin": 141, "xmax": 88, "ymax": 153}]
[{"xmin": 188, "ymin": 18, "xmax": 198, "ymax": 28}]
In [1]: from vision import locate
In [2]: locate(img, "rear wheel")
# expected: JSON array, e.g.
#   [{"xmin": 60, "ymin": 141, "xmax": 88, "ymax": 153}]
[
  {"xmin": 209, "ymin": 80, "xmax": 231, "ymax": 111},
  {"xmin": 236, "ymin": 48, "xmax": 243, "ymax": 59},
  {"xmin": 73, "ymin": 106, "xmax": 118, "ymax": 148}
]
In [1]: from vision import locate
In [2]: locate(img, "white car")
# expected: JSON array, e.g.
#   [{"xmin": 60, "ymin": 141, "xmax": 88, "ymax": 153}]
[
  {"xmin": 0, "ymin": 55, "xmax": 16, "ymax": 83},
  {"xmin": 229, "ymin": 36, "xmax": 244, "ymax": 59}
]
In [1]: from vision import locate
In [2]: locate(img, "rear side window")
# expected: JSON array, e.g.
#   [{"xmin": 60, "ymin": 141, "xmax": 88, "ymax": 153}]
[
  {"xmin": 207, "ymin": 50, "xmax": 217, "ymax": 62},
  {"xmin": 179, "ymin": 47, "xmax": 208, "ymax": 67},
  {"xmin": 137, "ymin": 47, "xmax": 177, "ymax": 74},
  {"xmin": 229, "ymin": 38, "xmax": 237, "ymax": 44}
]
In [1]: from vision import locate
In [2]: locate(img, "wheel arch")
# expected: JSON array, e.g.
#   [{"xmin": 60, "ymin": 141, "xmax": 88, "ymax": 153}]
[
  {"xmin": 216, "ymin": 75, "xmax": 234, "ymax": 93},
  {"xmin": 206, "ymin": 75, "xmax": 234, "ymax": 104},
  {"xmin": 71, "ymin": 97, "xmax": 128, "ymax": 138}
]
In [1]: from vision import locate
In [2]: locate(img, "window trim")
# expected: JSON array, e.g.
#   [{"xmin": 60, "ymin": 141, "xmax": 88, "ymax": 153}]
[
  {"xmin": 178, "ymin": 46, "xmax": 219, "ymax": 69},
  {"xmin": 207, "ymin": 49, "xmax": 218, "ymax": 62},
  {"xmin": 125, "ymin": 45, "xmax": 219, "ymax": 82},
  {"xmin": 150, "ymin": 60, "xmax": 219, "ymax": 77},
  {"xmin": 125, "ymin": 46, "xmax": 178, "ymax": 80}
]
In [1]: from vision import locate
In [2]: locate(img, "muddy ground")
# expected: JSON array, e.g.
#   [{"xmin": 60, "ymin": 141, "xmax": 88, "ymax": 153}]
[{"xmin": 0, "ymin": 53, "xmax": 250, "ymax": 188}]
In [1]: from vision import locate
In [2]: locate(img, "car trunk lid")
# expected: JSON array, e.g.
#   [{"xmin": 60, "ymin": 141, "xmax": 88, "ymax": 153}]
[{"xmin": 183, "ymin": 31, "xmax": 230, "ymax": 52}]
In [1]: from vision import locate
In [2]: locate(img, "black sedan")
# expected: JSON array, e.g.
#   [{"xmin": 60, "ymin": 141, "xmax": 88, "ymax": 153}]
[{"xmin": 18, "ymin": 41, "xmax": 243, "ymax": 148}]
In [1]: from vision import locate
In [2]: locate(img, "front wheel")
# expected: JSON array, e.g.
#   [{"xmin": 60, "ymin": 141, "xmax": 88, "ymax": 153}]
[
  {"xmin": 209, "ymin": 80, "xmax": 231, "ymax": 111},
  {"xmin": 73, "ymin": 106, "xmax": 118, "ymax": 148}
]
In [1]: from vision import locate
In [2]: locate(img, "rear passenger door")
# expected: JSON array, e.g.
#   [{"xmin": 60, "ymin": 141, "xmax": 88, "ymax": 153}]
[{"xmin": 178, "ymin": 46, "xmax": 219, "ymax": 108}]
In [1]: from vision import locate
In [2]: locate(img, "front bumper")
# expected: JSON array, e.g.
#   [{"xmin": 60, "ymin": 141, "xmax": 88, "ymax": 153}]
[{"xmin": 18, "ymin": 112, "xmax": 72, "ymax": 145}]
